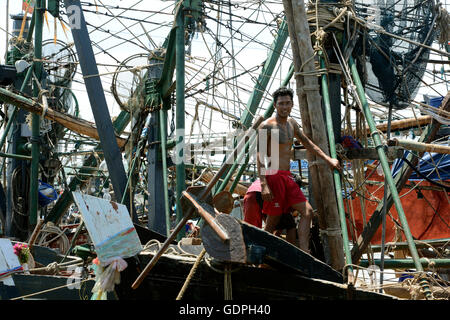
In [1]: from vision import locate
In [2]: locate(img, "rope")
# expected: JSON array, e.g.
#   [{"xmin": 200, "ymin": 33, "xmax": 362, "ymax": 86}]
[
  {"xmin": 9, "ymin": 277, "xmax": 92, "ymax": 300},
  {"xmin": 142, "ymin": 239, "xmax": 197, "ymax": 258},
  {"xmin": 306, "ymin": 2, "xmax": 348, "ymax": 32},
  {"xmin": 38, "ymin": 89, "xmax": 49, "ymax": 118},
  {"xmin": 204, "ymin": 256, "xmax": 241, "ymax": 274},
  {"xmin": 29, "ymin": 260, "xmax": 84, "ymax": 273},
  {"xmin": 224, "ymin": 264, "xmax": 233, "ymax": 300},
  {"xmin": 176, "ymin": 248, "xmax": 206, "ymax": 300},
  {"xmin": 36, "ymin": 222, "xmax": 71, "ymax": 254}
]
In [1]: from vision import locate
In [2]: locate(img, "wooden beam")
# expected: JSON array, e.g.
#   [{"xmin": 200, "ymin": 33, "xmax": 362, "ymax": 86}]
[
  {"xmin": 0, "ymin": 87, "xmax": 127, "ymax": 148},
  {"xmin": 295, "ymin": 147, "xmax": 404, "ymax": 161},
  {"xmin": 282, "ymin": 0, "xmax": 328, "ymax": 265},
  {"xmin": 343, "ymin": 116, "xmax": 432, "ymax": 137},
  {"xmin": 390, "ymin": 138, "xmax": 450, "ymax": 155},
  {"xmin": 366, "ymin": 116, "xmax": 431, "ymax": 135},
  {"xmin": 345, "ymin": 147, "xmax": 404, "ymax": 160},
  {"xmin": 181, "ymin": 191, "xmax": 230, "ymax": 243},
  {"xmin": 283, "ymin": 0, "xmax": 344, "ymax": 270}
]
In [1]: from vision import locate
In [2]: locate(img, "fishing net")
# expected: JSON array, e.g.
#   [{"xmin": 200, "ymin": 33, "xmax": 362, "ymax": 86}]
[{"xmin": 354, "ymin": 0, "xmax": 437, "ymax": 109}]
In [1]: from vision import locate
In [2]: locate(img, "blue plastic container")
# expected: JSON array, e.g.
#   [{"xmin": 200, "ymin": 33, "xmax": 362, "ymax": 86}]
[
  {"xmin": 38, "ymin": 180, "xmax": 58, "ymax": 207},
  {"xmin": 423, "ymin": 95, "xmax": 444, "ymax": 108}
]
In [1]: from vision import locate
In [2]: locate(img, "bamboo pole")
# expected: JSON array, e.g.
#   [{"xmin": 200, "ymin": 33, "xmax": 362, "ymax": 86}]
[
  {"xmin": 363, "ymin": 116, "xmax": 432, "ymax": 135},
  {"xmin": 320, "ymin": 55, "xmax": 353, "ymax": 282},
  {"xmin": 0, "ymin": 152, "xmax": 31, "ymax": 160},
  {"xmin": 390, "ymin": 139, "xmax": 450, "ymax": 155},
  {"xmin": 349, "ymin": 56, "xmax": 432, "ymax": 299},
  {"xmin": 176, "ymin": 248, "xmax": 206, "ymax": 300},
  {"xmin": 199, "ymin": 171, "xmax": 248, "ymax": 197},
  {"xmin": 27, "ymin": 218, "xmax": 44, "ymax": 252}
]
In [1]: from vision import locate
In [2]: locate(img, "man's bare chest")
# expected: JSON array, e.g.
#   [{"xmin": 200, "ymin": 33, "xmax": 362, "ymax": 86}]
[{"xmin": 270, "ymin": 122, "xmax": 294, "ymax": 145}]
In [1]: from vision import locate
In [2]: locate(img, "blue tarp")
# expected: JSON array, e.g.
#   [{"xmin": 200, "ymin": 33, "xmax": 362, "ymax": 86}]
[{"xmin": 392, "ymin": 150, "xmax": 450, "ymax": 181}]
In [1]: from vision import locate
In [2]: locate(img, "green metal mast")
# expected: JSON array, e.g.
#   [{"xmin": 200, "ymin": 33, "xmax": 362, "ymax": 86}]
[{"xmin": 29, "ymin": 0, "xmax": 45, "ymax": 227}]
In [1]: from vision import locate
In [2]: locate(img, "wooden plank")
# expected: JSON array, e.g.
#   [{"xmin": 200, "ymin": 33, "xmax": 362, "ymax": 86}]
[
  {"xmin": 72, "ymin": 192, "xmax": 142, "ymax": 262},
  {"xmin": 201, "ymin": 213, "xmax": 247, "ymax": 264},
  {"xmin": 182, "ymin": 191, "xmax": 230, "ymax": 242},
  {"xmin": 0, "ymin": 239, "xmax": 22, "ymax": 286}
]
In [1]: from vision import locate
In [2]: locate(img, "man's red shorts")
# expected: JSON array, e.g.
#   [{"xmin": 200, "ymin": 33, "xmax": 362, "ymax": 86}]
[
  {"xmin": 243, "ymin": 172, "xmax": 307, "ymax": 226},
  {"xmin": 263, "ymin": 170, "xmax": 306, "ymax": 216}
]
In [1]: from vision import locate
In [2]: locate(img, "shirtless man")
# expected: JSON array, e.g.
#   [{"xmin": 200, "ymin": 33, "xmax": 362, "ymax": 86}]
[{"xmin": 257, "ymin": 87, "xmax": 341, "ymax": 252}]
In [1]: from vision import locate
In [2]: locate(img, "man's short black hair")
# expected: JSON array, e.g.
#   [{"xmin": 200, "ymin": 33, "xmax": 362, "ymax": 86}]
[{"xmin": 272, "ymin": 87, "xmax": 294, "ymax": 104}]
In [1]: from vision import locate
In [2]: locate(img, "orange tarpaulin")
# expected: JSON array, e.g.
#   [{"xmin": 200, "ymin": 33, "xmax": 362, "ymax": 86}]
[{"xmin": 345, "ymin": 172, "xmax": 450, "ymax": 244}]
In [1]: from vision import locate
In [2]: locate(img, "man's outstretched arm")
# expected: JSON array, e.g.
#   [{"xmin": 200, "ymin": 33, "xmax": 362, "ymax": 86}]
[{"xmin": 291, "ymin": 119, "xmax": 341, "ymax": 171}]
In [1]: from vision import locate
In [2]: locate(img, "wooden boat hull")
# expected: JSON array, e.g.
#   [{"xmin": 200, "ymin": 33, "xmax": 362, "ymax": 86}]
[
  {"xmin": 0, "ymin": 274, "xmax": 115, "ymax": 300},
  {"xmin": 115, "ymin": 253, "xmax": 394, "ymax": 300}
]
